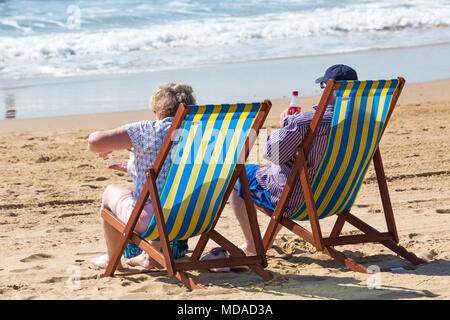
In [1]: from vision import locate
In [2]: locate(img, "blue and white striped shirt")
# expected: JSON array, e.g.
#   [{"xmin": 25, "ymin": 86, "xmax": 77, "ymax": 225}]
[
  {"xmin": 124, "ymin": 117, "xmax": 174, "ymax": 203},
  {"xmin": 256, "ymin": 105, "xmax": 334, "ymax": 217}
]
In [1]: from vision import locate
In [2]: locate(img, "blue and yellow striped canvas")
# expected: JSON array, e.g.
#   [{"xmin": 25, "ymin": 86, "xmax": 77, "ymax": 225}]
[
  {"xmin": 290, "ymin": 79, "xmax": 399, "ymax": 221},
  {"xmin": 141, "ymin": 103, "xmax": 262, "ymax": 241}
]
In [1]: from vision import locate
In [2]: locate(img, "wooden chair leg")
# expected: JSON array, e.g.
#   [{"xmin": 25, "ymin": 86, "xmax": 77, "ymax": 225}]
[
  {"xmin": 322, "ymin": 237, "xmax": 425, "ymax": 273},
  {"xmin": 190, "ymin": 233, "xmax": 210, "ymax": 262},
  {"xmin": 237, "ymin": 165, "xmax": 266, "ymax": 263},
  {"xmin": 330, "ymin": 213, "xmax": 346, "ymax": 238},
  {"xmin": 210, "ymin": 230, "xmax": 273, "ymax": 281},
  {"xmin": 250, "ymin": 265, "xmax": 274, "ymax": 282},
  {"xmin": 324, "ymin": 246, "xmax": 370, "ymax": 273},
  {"xmin": 176, "ymin": 271, "xmax": 205, "ymax": 290},
  {"xmin": 298, "ymin": 149, "xmax": 324, "ymax": 251},
  {"xmin": 380, "ymin": 240, "xmax": 427, "ymax": 265},
  {"xmin": 340, "ymin": 211, "xmax": 426, "ymax": 266},
  {"xmin": 263, "ymin": 218, "xmax": 280, "ymax": 252},
  {"xmin": 147, "ymin": 169, "xmax": 176, "ymax": 276},
  {"xmin": 260, "ymin": 208, "xmax": 425, "ymax": 273},
  {"xmin": 373, "ymin": 148, "xmax": 399, "ymax": 243}
]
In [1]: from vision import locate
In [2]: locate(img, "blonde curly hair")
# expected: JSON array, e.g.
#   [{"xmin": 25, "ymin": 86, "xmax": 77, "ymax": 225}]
[{"xmin": 150, "ymin": 82, "xmax": 196, "ymax": 118}]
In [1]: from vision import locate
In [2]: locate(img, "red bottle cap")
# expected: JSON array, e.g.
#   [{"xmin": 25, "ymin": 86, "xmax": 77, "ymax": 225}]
[{"xmin": 292, "ymin": 91, "xmax": 298, "ymax": 96}]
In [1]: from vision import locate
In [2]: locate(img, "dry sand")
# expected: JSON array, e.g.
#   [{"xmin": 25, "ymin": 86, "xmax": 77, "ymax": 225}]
[{"xmin": 0, "ymin": 79, "xmax": 449, "ymax": 300}]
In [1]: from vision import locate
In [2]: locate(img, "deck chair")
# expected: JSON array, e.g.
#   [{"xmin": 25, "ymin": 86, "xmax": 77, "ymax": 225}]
[
  {"xmin": 257, "ymin": 78, "xmax": 426, "ymax": 273},
  {"xmin": 101, "ymin": 101, "xmax": 273, "ymax": 289}
]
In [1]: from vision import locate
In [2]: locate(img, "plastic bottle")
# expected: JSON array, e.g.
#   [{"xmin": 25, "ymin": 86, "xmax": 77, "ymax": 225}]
[
  {"xmin": 288, "ymin": 91, "xmax": 302, "ymax": 115},
  {"xmin": 108, "ymin": 153, "xmax": 115, "ymax": 166}
]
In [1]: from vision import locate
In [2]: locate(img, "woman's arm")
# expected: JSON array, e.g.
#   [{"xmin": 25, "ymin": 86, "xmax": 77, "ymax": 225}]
[
  {"xmin": 108, "ymin": 160, "xmax": 129, "ymax": 172},
  {"xmin": 88, "ymin": 127, "xmax": 132, "ymax": 157}
]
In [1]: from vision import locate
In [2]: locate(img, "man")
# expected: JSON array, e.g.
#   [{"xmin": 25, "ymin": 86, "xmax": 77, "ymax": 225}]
[{"xmin": 231, "ymin": 64, "xmax": 358, "ymax": 256}]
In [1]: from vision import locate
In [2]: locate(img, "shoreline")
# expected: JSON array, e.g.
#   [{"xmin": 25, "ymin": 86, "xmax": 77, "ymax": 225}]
[
  {"xmin": 1, "ymin": 78, "xmax": 449, "ymax": 134},
  {"xmin": 204, "ymin": 41, "xmax": 450, "ymax": 67},
  {"xmin": 3, "ymin": 41, "xmax": 450, "ymax": 88},
  {"xmin": 2, "ymin": 43, "xmax": 450, "ymax": 121}
]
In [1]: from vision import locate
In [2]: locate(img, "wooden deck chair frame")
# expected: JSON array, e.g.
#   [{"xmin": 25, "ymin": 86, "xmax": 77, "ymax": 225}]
[
  {"xmin": 101, "ymin": 101, "xmax": 274, "ymax": 289},
  {"xmin": 256, "ymin": 78, "xmax": 426, "ymax": 273}
]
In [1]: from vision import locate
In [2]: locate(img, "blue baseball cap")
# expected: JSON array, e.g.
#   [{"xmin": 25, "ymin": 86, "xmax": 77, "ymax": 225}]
[{"xmin": 315, "ymin": 64, "xmax": 358, "ymax": 84}]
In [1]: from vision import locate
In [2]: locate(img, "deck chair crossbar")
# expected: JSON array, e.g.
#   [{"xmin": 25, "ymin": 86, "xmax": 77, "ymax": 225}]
[
  {"xmin": 258, "ymin": 78, "xmax": 426, "ymax": 273},
  {"xmin": 101, "ymin": 100, "xmax": 274, "ymax": 289}
]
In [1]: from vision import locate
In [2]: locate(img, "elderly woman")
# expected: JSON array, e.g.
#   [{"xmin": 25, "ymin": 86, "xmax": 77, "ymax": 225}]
[{"xmin": 88, "ymin": 81, "xmax": 196, "ymax": 270}]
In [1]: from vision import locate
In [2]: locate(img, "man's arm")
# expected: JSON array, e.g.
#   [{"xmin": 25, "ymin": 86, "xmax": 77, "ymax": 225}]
[{"xmin": 264, "ymin": 114, "xmax": 309, "ymax": 164}]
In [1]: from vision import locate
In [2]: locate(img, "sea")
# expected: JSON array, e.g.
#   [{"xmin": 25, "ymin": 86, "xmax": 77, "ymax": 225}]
[{"xmin": 1, "ymin": 0, "xmax": 450, "ymax": 119}]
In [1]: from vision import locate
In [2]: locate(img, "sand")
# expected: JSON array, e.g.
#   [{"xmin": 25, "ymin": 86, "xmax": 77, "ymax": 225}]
[{"xmin": 0, "ymin": 79, "xmax": 449, "ymax": 300}]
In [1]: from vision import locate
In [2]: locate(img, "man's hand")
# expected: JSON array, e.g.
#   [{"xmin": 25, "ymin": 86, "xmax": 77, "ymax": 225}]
[{"xmin": 279, "ymin": 108, "xmax": 290, "ymax": 128}]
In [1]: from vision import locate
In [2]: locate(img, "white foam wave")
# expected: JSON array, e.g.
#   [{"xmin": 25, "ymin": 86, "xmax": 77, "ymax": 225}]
[
  {"xmin": 0, "ymin": 1, "xmax": 449, "ymax": 79},
  {"xmin": 0, "ymin": 19, "xmax": 33, "ymax": 34}
]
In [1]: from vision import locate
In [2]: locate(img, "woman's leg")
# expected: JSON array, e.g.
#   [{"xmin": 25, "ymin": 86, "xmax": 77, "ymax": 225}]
[
  {"xmin": 91, "ymin": 184, "xmax": 131, "ymax": 269},
  {"xmin": 125, "ymin": 242, "xmax": 160, "ymax": 269},
  {"xmin": 123, "ymin": 201, "xmax": 159, "ymax": 269},
  {"xmin": 91, "ymin": 184, "xmax": 159, "ymax": 270}
]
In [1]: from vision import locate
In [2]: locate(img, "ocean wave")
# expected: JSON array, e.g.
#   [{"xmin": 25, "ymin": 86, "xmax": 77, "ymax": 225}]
[{"xmin": 1, "ymin": 0, "xmax": 449, "ymax": 79}]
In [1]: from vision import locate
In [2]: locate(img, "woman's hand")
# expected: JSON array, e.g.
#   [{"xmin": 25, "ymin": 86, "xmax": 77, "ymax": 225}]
[
  {"xmin": 108, "ymin": 160, "xmax": 128, "ymax": 173},
  {"xmin": 98, "ymin": 150, "xmax": 112, "ymax": 159}
]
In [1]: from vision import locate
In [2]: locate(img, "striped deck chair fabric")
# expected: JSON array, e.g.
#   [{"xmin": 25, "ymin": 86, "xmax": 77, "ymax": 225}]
[
  {"xmin": 258, "ymin": 78, "xmax": 425, "ymax": 273},
  {"xmin": 290, "ymin": 79, "xmax": 400, "ymax": 221},
  {"xmin": 140, "ymin": 103, "xmax": 262, "ymax": 241}
]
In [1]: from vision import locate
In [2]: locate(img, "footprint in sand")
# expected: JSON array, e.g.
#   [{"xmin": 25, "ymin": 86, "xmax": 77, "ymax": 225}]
[
  {"xmin": 42, "ymin": 276, "xmax": 65, "ymax": 284},
  {"xmin": 407, "ymin": 233, "xmax": 422, "ymax": 240},
  {"xmin": 10, "ymin": 268, "xmax": 28, "ymax": 273},
  {"xmin": 81, "ymin": 184, "xmax": 101, "ymax": 189},
  {"xmin": 10, "ymin": 264, "xmax": 45, "ymax": 273},
  {"xmin": 58, "ymin": 212, "xmax": 92, "ymax": 219},
  {"xmin": 416, "ymin": 248, "xmax": 439, "ymax": 262},
  {"xmin": 46, "ymin": 227, "xmax": 74, "ymax": 233},
  {"xmin": 76, "ymin": 252, "xmax": 105, "ymax": 257},
  {"xmin": 20, "ymin": 253, "xmax": 53, "ymax": 263},
  {"xmin": 424, "ymin": 249, "xmax": 439, "ymax": 260},
  {"xmin": 162, "ymin": 283, "xmax": 189, "ymax": 295}
]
